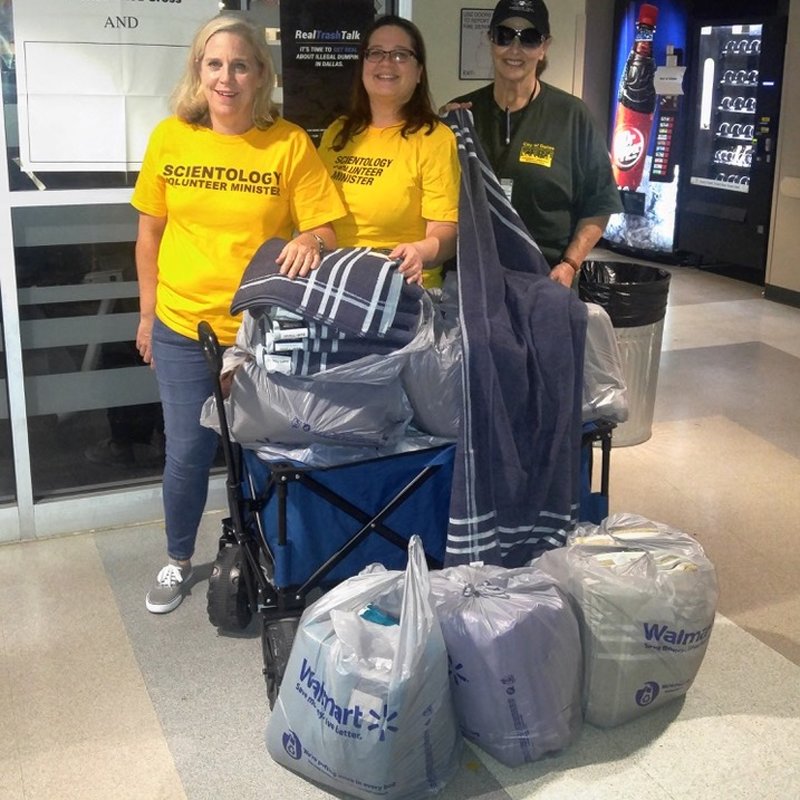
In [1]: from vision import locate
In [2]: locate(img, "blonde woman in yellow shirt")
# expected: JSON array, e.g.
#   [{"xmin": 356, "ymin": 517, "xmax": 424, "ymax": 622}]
[{"xmin": 133, "ymin": 16, "xmax": 345, "ymax": 614}]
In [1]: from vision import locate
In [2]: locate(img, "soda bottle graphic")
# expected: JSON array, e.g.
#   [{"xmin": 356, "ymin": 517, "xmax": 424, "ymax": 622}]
[{"xmin": 611, "ymin": 3, "xmax": 659, "ymax": 190}]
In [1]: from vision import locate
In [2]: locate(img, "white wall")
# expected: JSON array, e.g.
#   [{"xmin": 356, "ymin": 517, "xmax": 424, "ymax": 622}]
[
  {"xmin": 766, "ymin": 0, "xmax": 800, "ymax": 296},
  {"xmin": 412, "ymin": 0, "xmax": 587, "ymax": 110}
]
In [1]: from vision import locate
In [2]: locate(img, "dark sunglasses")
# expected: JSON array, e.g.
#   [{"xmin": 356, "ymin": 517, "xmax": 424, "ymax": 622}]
[{"xmin": 490, "ymin": 24, "xmax": 546, "ymax": 48}]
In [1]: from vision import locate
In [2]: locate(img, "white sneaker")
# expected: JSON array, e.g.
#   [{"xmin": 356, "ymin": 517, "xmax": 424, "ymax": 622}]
[{"xmin": 145, "ymin": 560, "xmax": 193, "ymax": 614}]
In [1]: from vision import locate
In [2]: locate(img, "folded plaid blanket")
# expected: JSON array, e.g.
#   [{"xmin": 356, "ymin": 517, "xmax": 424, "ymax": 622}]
[{"xmin": 231, "ymin": 239, "xmax": 422, "ymax": 347}]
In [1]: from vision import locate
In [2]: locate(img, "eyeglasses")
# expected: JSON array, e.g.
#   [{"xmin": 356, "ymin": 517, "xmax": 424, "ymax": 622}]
[
  {"xmin": 490, "ymin": 24, "xmax": 546, "ymax": 48},
  {"xmin": 364, "ymin": 48, "xmax": 418, "ymax": 64}
]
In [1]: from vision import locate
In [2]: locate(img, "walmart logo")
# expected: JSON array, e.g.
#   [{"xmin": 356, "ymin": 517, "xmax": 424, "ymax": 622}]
[
  {"xmin": 367, "ymin": 704, "xmax": 399, "ymax": 742},
  {"xmin": 448, "ymin": 654, "xmax": 469, "ymax": 686}
]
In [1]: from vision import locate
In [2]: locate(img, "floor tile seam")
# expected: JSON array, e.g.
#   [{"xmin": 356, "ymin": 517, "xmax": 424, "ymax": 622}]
[
  {"xmin": 665, "ymin": 297, "xmax": 765, "ymax": 315},
  {"xmin": 610, "ymin": 751, "xmax": 682, "ymax": 800},
  {"xmin": 713, "ymin": 614, "xmax": 800, "ymax": 673},
  {"xmin": 722, "ymin": 616, "xmax": 800, "ymax": 671},
  {"xmin": 465, "ymin": 732, "xmax": 636, "ymax": 798},
  {"xmin": 648, "ymin": 413, "xmax": 800, "ymax": 463},
  {"xmin": 86, "ymin": 534, "xmax": 187, "ymax": 761},
  {"xmin": 661, "ymin": 339, "xmax": 800, "ymax": 362}
]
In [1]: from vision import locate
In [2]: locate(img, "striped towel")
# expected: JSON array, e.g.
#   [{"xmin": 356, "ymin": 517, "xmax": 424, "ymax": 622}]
[{"xmin": 442, "ymin": 109, "xmax": 587, "ymax": 568}]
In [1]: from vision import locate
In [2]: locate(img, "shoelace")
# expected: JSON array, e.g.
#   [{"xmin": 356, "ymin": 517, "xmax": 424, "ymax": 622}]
[{"xmin": 156, "ymin": 563, "xmax": 185, "ymax": 588}]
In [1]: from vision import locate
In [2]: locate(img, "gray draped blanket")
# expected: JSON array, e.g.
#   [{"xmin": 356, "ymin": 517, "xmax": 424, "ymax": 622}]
[{"xmin": 443, "ymin": 110, "xmax": 587, "ymax": 567}]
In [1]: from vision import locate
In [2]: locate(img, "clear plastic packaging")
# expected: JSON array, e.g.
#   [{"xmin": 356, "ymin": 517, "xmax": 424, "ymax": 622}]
[
  {"xmin": 534, "ymin": 513, "xmax": 719, "ymax": 728},
  {"xmin": 430, "ymin": 564, "xmax": 582, "ymax": 766}
]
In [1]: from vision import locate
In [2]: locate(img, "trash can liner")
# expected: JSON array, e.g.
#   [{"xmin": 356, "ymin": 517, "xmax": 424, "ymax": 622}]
[
  {"xmin": 429, "ymin": 564, "xmax": 582, "ymax": 766},
  {"xmin": 579, "ymin": 262, "xmax": 671, "ymax": 328},
  {"xmin": 533, "ymin": 513, "xmax": 719, "ymax": 728}
]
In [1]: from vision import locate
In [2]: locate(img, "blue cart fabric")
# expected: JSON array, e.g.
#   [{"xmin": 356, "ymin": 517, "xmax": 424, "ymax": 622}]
[
  {"xmin": 443, "ymin": 110, "xmax": 587, "ymax": 567},
  {"xmin": 242, "ymin": 444, "xmax": 455, "ymax": 590}
]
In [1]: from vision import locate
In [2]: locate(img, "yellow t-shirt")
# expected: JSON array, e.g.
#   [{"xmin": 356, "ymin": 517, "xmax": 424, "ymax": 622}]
[
  {"xmin": 132, "ymin": 116, "xmax": 345, "ymax": 344},
  {"xmin": 318, "ymin": 120, "xmax": 460, "ymax": 288}
]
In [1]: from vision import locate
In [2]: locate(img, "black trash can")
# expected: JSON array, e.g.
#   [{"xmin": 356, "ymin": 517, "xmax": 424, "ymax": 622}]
[{"xmin": 579, "ymin": 262, "xmax": 671, "ymax": 447}]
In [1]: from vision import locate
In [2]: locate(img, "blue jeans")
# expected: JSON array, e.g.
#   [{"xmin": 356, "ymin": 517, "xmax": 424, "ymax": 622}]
[{"xmin": 152, "ymin": 317, "xmax": 219, "ymax": 561}]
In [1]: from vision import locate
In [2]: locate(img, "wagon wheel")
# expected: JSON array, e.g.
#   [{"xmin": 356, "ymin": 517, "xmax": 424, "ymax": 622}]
[
  {"xmin": 207, "ymin": 545, "xmax": 253, "ymax": 631},
  {"xmin": 262, "ymin": 616, "xmax": 300, "ymax": 710}
]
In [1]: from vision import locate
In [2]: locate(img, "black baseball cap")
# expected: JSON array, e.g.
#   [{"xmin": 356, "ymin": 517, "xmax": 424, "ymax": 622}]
[{"xmin": 490, "ymin": 0, "xmax": 550, "ymax": 37}]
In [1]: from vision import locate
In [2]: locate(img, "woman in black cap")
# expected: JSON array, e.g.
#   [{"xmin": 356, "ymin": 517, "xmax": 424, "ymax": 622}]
[{"xmin": 444, "ymin": 0, "xmax": 621, "ymax": 287}]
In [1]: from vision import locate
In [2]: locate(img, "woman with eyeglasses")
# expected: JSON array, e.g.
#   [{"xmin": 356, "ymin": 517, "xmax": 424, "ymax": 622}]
[
  {"xmin": 318, "ymin": 15, "xmax": 459, "ymax": 288},
  {"xmin": 444, "ymin": 0, "xmax": 621, "ymax": 288}
]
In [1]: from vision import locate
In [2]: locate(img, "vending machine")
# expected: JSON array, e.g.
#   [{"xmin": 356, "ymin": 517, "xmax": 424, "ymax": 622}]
[
  {"xmin": 676, "ymin": 16, "xmax": 787, "ymax": 273},
  {"xmin": 604, "ymin": 1, "xmax": 690, "ymax": 258},
  {"xmin": 603, "ymin": 1, "xmax": 788, "ymax": 272}
]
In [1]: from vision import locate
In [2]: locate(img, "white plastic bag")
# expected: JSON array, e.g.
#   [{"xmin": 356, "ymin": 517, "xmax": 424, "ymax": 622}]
[
  {"xmin": 535, "ymin": 513, "xmax": 719, "ymax": 728},
  {"xmin": 266, "ymin": 536, "xmax": 462, "ymax": 800},
  {"xmin": 582, "ymin": 303, "xmax": 628, "ymax": 423},
  {"xmin": 429, "ymin": 564, "xmax": 582, "ymax": 766}
]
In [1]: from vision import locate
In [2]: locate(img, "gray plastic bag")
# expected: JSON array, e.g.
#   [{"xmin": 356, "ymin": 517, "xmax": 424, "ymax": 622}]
[
  {"xmin": 535, "ymin": 513, "xmax": 719, "ymax": 728},
  {"xmin": 266, "ymin": 536, "xmax": 462, "ymax": 800},
  {"xmin": 401, "ymin": 301, "xmax": 462, "ymax": 440},
  {"xmin": 429, "ymin": 564, "xmax": 582, "ymax": 766},
  {"xmin": 201, "ymin": 298, "xmax": 435, "ymax": 448}
]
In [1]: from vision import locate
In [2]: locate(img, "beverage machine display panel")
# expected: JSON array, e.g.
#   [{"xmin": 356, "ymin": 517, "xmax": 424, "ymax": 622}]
[{"xmin": 689, "ymin": 23, "xmax": 762, "ymax": 194}]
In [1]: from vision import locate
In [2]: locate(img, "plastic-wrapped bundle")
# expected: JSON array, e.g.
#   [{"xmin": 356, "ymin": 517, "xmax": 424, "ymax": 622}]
[
  {"xmin": 266, "ymin": 537, "xmax": 462, "ymax": 800},
  {"xmin": 201, "ymin": 296, "xmax": 434, "ymax": 449},
  {"xmin": 202, "ymin": 357, "xmax": 414, "ymax": 449},
  {"xmin": 535, "ymin": 513, "xmax": 719, "ymax": 728},
  {"xmin": 429, "ymin": 564, "xmax": 582, "ymax": 766},
  {"xmin": 401, "ymin": 299, "xmax": 462, "ymax": 440},
  {"xmin": 582, "ymin": 302, "xmax": 628, "ymax": 423}
]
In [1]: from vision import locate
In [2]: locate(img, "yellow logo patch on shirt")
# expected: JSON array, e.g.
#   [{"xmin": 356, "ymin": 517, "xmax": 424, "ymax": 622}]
[{"xmin": 519, "ymin": 142, "xmax": 554, "ymax": 167}]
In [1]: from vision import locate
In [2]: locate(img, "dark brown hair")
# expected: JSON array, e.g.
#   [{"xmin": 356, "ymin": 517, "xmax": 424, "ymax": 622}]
[{"xmin": 331, "ymin": 15, "xmax": 439, "ymax": 151}]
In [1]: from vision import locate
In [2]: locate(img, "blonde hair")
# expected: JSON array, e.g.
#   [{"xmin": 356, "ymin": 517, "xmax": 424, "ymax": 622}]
[{"xmin": 171, "ymin": 15, "xmax": 276, "ymax": 129}]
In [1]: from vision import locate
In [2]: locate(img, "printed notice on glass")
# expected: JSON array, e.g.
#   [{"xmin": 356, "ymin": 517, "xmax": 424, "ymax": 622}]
[
  {"xmin": 459, "ymin": 9, "xmax": 494, "ymax": 80},
  {"xmin": 13, "ymin": 0, "xmax": 218, "ymax": 173},
  {"xmin": 279, "ymin": 0, "xmax": 374, "ymax": 146}
]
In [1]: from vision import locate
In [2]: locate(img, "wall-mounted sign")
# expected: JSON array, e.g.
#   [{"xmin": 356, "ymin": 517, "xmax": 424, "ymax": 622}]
[
  {"xmin": 279, "ymin": 0, "xmax": 375, "ymax": 146},
  {"xmin": 13, "ymin": 0, "xmax": 218, "ymax": 173},
  {"xmin": 459, "ymin": 8, "xmax": 493, "ymax": 81}
]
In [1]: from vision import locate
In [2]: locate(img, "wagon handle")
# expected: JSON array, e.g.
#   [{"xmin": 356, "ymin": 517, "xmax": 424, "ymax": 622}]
[{"xmin": 198, "ymin": 320, "xmax": 222, "ymax": 376}]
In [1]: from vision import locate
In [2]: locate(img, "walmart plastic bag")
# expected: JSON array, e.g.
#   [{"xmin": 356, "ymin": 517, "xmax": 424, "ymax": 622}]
[
  {"xmin": 429, "ymin": 564, "xmax": 582, "ymax": 766},
  {"xmin": 534, "ymin": 513, "xmax": 719, "ymax": 728},
  {"xmin": 266, "ymin": 536, "xmax": 462, "ymax": 800}
]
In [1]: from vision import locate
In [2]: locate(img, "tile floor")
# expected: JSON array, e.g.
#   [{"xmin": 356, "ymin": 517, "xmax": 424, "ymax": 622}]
[{"xmin": 2, "ymin": 257, "xmax": 799, "ymax": 800}]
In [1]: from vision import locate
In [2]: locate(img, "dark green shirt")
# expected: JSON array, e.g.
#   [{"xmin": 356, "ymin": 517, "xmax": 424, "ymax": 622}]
[{"xmin": 452, "ymin": 82, "xmax": 622, "ymax": 266}]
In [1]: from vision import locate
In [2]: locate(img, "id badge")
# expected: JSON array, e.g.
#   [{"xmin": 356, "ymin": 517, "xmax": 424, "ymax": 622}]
[{"xmin": 500, "ymin": 177, "xmax": 514, "ymax": 203}]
